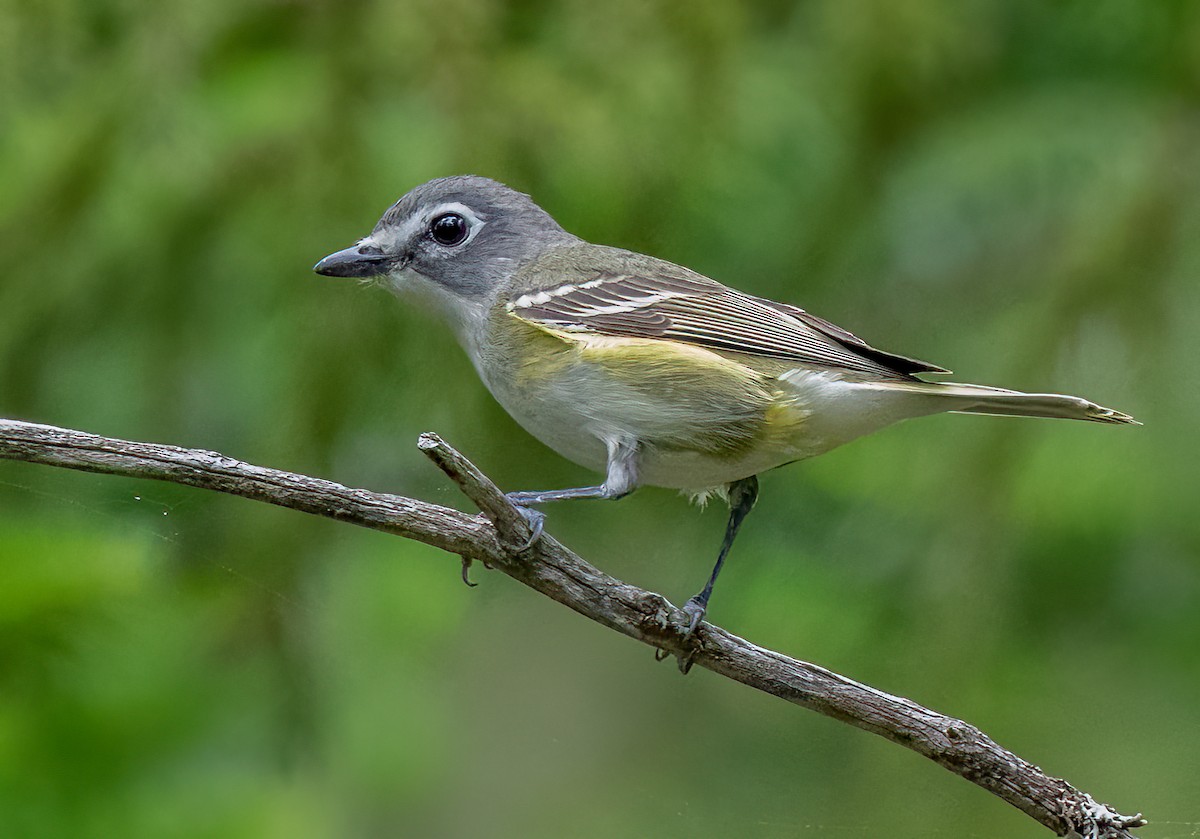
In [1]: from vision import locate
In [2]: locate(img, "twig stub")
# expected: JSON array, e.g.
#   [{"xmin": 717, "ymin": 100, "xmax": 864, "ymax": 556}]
[{"xmin": 417, "ymin": 431, "xmax": 535, "ymax": 549}]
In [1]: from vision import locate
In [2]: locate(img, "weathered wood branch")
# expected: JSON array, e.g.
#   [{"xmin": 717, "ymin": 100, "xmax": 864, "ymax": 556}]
[{"xmin": 0, "ymin": 418, "xmax": 1145, "ymax": 838}]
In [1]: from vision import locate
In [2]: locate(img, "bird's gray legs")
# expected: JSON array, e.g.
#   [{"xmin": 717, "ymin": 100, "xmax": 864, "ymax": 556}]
[
  {"xmin": 681, "ymin": 475, "xmax": 759, "ymax": 635},
  {"xmin": 505, "ymin": 445, "xmax": 759, "ymax": 676},
  {"xmin": 504, "ymin": 438, "xmax": 639, "ymax": 547},
  {"xmin": 655, "ymin": 475, "xmax": 759, "ymax": 672}
]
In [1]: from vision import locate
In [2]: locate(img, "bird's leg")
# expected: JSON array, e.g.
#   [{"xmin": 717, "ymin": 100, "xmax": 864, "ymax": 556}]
[
  {"xmin": 681, "ymin": 474, "xmax": 759, "ymax": 639},
  {"xmin": 504, "ymin": 437, "xmax": 639, "ymax": 549}
]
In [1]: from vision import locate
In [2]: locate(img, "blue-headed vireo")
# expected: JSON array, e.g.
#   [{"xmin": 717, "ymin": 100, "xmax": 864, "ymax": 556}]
[{"xmin": 315, "ymin": 175, "xmax": 1135, "ymax": 637}]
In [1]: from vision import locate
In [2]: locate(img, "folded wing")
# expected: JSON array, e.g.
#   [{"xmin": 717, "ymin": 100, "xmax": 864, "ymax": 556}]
[{"xmin": 507, "ymin": 264, "xmax": 946, "ymax": 381}]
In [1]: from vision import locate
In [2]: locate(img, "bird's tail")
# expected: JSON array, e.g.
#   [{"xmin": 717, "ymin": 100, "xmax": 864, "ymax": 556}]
[{"xmin": 878, "ymin": 381, "xmax": 1138, "ymax": 425}]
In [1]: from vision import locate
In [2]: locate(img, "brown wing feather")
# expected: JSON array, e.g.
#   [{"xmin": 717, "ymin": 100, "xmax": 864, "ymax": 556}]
[
  {"xmin": 507, "ymin": 252, "xmax": 944, "ymax": 380},
  {"xmin": 757, "ymin": 300, "xmax": 950, "ymax": 376}
]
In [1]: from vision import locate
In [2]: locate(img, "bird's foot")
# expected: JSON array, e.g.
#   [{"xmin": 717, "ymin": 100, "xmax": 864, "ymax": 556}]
[
  {"xmin": 654, "ymin": 595, "xmax": 709, "ymax": 674},
  {"xmin": 682, "ymin": 596, "xmax": 708, "ymax": 637},
  {"xmin": 460, "ymin": 556, "xmax": 477, "ymax": 587},
  {"xmin": 504, "ymin": 493, "xmax": 546, "ymax": 551},
  {"xmin": 459, "ymin": 556, "xmax": 494, "ymax": 587}
]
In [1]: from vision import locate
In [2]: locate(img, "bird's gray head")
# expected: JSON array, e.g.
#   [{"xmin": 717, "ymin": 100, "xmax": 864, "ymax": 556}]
[{"xmin": 314, "ymin": 176, "xmax": 575, "ymax": 303}]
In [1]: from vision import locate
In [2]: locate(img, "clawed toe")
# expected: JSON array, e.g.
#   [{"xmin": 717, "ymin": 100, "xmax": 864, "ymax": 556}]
[
  {"xmin": 460, "ymin": 556, "xmax": 478, "ymax": 587},
  {"xmin": 682, "ymin": 596, "xmax": 708, "ymax": 636},
  {"xmin": 504, "ymin": 495, "xmax": 546, "ymax": 551},
  {"xmin": 653, "ymin": 596, "xmax": 709, "ymax": 673}
]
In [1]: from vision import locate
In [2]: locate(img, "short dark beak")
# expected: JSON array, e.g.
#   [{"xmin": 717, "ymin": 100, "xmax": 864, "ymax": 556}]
[{"xmin": 313, "ymin": 245, "xmax": 393, "ymax": 279}]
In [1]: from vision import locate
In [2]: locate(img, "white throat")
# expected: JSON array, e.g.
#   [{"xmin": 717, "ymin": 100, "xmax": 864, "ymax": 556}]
[{"xmin": 384, "ymin": 269, "xmax": 490, "ymax": 359}]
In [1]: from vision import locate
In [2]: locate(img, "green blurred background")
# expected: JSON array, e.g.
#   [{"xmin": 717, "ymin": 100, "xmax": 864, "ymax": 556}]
[{"xmin": 2, "ymin": 1, "xmax": 1198, "ymax": 836}]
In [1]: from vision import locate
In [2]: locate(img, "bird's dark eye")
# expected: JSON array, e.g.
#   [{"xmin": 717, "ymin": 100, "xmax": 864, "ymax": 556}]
[{"xmin": 429, "ymin": 213, "xmax": 469, "ymax": 246}]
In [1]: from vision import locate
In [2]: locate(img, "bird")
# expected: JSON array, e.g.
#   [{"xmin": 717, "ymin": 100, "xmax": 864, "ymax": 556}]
[{"xmin": 314, "ymin": 174, "xmax": 1135, "ymax": 647}]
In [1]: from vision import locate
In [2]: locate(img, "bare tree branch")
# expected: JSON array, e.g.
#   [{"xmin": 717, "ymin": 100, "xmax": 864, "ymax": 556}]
[{"xmin": 0, "ymin": 418, "xmax": 1145, "ymax": 838}]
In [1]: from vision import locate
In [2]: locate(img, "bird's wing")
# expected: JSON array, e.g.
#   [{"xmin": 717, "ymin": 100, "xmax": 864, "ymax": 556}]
[
  {"xmin": 507, "ymin": 265, "xmax": 947, "ymax": 380},
  {"xmin": 754, "ymin": 298, "xmax": 950, "ymax": 376}
]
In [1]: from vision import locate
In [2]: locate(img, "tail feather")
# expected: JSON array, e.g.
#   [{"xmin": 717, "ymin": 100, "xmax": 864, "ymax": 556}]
[{"xmin": 879, "ymin": 381, "xmax": 1138, "ymax": 425}]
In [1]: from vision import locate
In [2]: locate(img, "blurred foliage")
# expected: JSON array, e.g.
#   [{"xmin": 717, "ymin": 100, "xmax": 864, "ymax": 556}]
[{"xmin": 2, "ymin": 0, "xmax": 1199, "ymax": 836}]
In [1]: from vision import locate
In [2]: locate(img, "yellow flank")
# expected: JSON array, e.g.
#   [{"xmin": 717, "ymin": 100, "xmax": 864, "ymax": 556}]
[
  {"xmin": 759, "ymin": 388, "xmax": 810, "ymax": 447},
  {"xmin": 503, "ymin": 314, "xmax": 808, "ymax": 458},
  {"xmin": 505, "ymin": 320, "xmax": 582, "ymax": 384}
]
